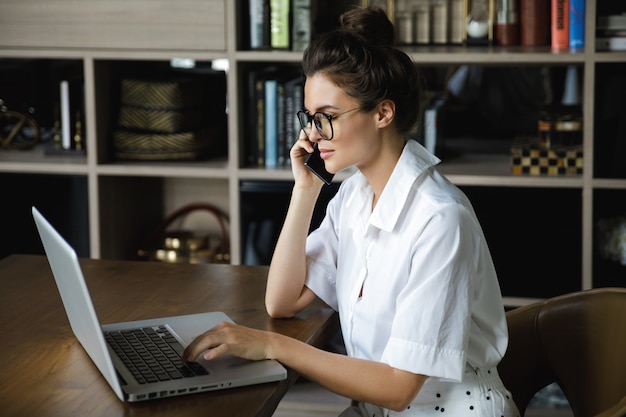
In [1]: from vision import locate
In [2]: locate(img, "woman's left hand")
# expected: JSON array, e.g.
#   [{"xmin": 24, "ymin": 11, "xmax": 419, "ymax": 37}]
[{"xmin": 181, "ymin": 321, "xmax": 275, "ymax": 362}]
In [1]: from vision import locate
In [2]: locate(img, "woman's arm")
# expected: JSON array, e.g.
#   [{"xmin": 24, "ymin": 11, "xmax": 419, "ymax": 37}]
[
  {"xmin": 182, "ymin": 322, "xmax": 428, "ymax": 412},
  {"xmin": 265, "ymin": 133, "xmax": 324, "ymax": 318},
  {"xmin": 265, "ymin": 184, "xmax": 320, "ymax": 317}
]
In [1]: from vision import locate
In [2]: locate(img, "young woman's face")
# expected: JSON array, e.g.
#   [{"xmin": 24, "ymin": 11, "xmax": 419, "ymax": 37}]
[{"xmin": 303, "ymin": 73, "xmax": 380, "ymax": 174}]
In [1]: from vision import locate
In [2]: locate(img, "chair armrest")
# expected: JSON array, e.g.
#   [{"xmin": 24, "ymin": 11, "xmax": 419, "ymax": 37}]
[{"xmin": 594, "ymin": 395, "xmax": 626, "ymax": 417}]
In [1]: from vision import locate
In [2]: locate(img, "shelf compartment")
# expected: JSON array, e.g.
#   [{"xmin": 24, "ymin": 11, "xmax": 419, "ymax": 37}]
[
  {"xmin": 0, "ymin": 0, "xmax": 227, "ymax": 52},
  {"xmin": 1, "ymin": 173, "xmax": 89, "ymax": 259},
  {"xmin": 94, "ymin": 59, "xmax": 229, "ymax": 166},
  {"xmin": 594, "ymin": 62, "xmax": 626, "ymax": 180},
  {"xmin": 98, "ymin": 175, "xmax": 229, "ymax": 261},
  {"xmin": 240, "ymin": 180, "xmax": 340, "ymax": 265},
  {"xmin": 1, "ymin": 58, "xmax": 85, "ymax": 157},
  {"xmin": 593, "ymin": 188, "xmax": 626, "ymax": 288},
  {"xmin": 462, "ymin": 186, "xmax": 583, "ymax": 299}
]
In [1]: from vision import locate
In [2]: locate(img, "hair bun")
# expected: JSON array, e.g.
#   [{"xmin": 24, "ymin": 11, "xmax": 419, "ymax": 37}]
[{"xmin": 340, "ymin": 6, "xmax": 395, "ymax": 47}]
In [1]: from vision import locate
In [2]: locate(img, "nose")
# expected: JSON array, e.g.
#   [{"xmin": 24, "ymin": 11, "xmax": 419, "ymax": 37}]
[{"xmin": 307, "ymin": 124, "xmax": 324, "ymax": 142}]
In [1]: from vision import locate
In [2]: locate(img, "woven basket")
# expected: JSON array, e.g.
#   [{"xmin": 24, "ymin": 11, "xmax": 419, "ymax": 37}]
[
  {"xmin": 117, "ymin": 105, "xmax": 208, "ymax": 133},
  {"xmin": 120, "ymin": 78, "xmax": 207, "ymax": 109},
  {"xmin": 113, "ymin": 72, "xmax": 226, "ymax": 161},
  {"xmin": 113, "ymin": 127, "xmax": 223, "ymax": 160}
]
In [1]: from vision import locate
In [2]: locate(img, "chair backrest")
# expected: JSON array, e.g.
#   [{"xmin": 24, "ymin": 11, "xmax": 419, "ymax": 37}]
[{"xmin": 498, "ymin": 287, "xmax": 626, "ymax": 417}]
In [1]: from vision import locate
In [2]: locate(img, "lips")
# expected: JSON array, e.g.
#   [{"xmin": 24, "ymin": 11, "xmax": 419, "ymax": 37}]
[{"xmin": 318, "ymin": 148, "xmax": 333, "ymax": 159}]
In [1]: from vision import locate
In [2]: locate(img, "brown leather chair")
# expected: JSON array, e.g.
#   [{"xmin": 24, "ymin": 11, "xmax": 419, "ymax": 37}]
[{"xmin": 498, "ymin": 287, "xmax": 626, "ymax": 417}]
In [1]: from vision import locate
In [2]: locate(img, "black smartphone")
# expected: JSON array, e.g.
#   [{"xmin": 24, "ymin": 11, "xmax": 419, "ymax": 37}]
[{"xmin": 304, "ymin": 142, "xmax": 335, "ymax": 185}]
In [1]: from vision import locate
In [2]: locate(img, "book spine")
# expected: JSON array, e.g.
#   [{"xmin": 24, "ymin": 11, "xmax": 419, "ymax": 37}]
[
  {"xmin": 249, "ymin": 0, "xmax": 267, "ymax": 49},
  {"xmin": 276, "ymin": 81, "xmax": 286, "ymax": 166},
  {"xmin": 284, "ymin": 87, "xmax": 294, "ymax": 165},
  {"xmin": 292, "ymin": 0, "xmax": 311, "ymax": 51},
  {"xmin": 264, "ymin": 79, "xmax": 278, "ymax": 168},
  {"xmin": 431, "ymin": 0, "xmax": 448, "ymax": 44},
  {"xmin": 286, "ymin": 78, "xmax": 303, "ymax": 165},
  {"xmin": 551, "ymin": 0, "xmax": 569, "ymax": 51},
  {"xmin": 270, "ymin": 0, "xmax": 290, "ymax": 49},
  {"xmin": 255, "ymin": 78, "xmax": 265, "ymax": 167},
  {"xmin": 596, "ymin": 37, "xmax": 626, "ymax": 51},
  {"xmin": 449, "ymin": 0, "xmax": 465, "ymax": 44},
  {"xmin": 246, "ymin": 71, "xmax": 260, "ymax": 166},
  {"xmin": 569, "ymin": 0, "xmax": 585, "ymax": 49}
]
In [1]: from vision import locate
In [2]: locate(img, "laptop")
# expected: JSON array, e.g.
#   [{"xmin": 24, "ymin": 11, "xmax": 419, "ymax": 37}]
[{"xmin": 32, "ymin": 206, "xmax": 287, "ymax": 402}]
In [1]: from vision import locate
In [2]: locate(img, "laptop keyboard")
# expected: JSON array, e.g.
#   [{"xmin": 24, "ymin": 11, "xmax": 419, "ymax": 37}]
[{"xmin": 105, "ymin": 326, "xmax": 208, "ymax": 385}]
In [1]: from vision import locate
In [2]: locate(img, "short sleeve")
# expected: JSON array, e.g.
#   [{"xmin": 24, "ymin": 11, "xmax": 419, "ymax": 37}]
[
  {"xmin": 381, "ymin": 204, "xmax": 482, "ymax": 382},
  {"xmin": 304, "ymin": 191, "xmax": 343, "ymax": 311}
]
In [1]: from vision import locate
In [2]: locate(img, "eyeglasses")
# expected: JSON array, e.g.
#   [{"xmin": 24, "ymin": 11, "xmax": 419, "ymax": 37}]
[{"xmin": 296, "ymin": 107, "xmax": 361, "ymax": 141}]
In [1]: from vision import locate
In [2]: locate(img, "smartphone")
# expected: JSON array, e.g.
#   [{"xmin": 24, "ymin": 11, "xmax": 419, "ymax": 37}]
[{"xmin": 304, "ymin": 142, "xmax": 335, "ymax": 185}]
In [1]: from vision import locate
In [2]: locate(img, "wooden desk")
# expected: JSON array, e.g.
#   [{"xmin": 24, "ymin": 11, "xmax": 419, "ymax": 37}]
[{"xmin": 0, "ymin": 254, "xmax": 339, "ymax": 417}]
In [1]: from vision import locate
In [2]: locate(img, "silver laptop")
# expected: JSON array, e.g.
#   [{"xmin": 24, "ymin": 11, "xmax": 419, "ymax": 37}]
[{"xmin": 32, "ymin": 206, "xmax": 287, "ymax": 402}]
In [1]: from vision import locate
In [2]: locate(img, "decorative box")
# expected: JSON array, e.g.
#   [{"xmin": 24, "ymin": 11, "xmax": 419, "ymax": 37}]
[{"xmin": 511, "ymin": 137, "xmax": 583, "ymax": 176}]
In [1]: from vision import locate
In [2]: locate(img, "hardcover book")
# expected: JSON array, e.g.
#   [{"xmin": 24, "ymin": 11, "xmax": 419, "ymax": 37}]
[
  {"xmin": 270, "ymin": 0, "xmax": 290, "ymax": 49},
  {"xmin": 250, "ymin": 0, "xmax": 270, "ymax": 49},
  {"xmin": 292, "ymin": 0, "xmax": 311, "ymax": 51},
  {"xmin": 569, "ymin": 0, "xmax": 585, "ymax": 49},
  {"xmin": 596, "ymin": 37, "xmax": 626, "ymax": 51},
  {"xmin": 551, "ymin": 0, "xmax": 569, "ymax": 51}
]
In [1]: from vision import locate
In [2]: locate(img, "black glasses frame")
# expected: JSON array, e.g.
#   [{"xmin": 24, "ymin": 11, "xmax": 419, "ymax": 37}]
[{"xmin": 296, "ymin": 107, "xmax": 361, "ymax": 141}]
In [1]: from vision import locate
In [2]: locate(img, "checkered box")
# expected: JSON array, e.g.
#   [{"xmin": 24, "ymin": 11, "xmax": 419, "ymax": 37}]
[{"xmin": 511, "ymin": 137, "xmax": 583, "ymax": 176}]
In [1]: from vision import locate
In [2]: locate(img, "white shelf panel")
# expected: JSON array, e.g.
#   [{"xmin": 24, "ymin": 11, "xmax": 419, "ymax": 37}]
[
  {"xmin": 97, "ymin": 159, "xmax": 230, "ymax": 178},
  {"xmin": 235, "ymin": 46, "xmax": 588, "ymax": 65},
  {"xmin": 592, "ymin": 178, "xmax": 626, "ymax": 189},
  {"xmin": 0, "ymin": 147, "xmax": 88, "ymax": 174},
  {"xmin": 438, "ymin": 154, "xmax": 583, "ymax": 188},
  {"xmin": 237, "ymin": 166, "xmax": 357, "ymax": 183}
]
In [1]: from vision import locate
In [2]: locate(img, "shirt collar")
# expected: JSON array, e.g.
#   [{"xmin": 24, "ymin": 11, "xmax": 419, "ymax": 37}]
[{"xmin": 349, "ymin": 140, "xmax": 440, "ymax": 232}]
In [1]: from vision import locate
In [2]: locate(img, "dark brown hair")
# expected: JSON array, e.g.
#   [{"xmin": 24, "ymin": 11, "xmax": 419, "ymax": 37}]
[{"xmin": 302, "ymin": 6, "xmax": 421, "ymax": 135}]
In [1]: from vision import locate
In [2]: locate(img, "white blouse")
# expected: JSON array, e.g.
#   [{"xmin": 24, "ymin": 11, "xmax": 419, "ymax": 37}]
[{"xmin": 305, "ymin": 140, "xmax": 508, "ymax": 382}]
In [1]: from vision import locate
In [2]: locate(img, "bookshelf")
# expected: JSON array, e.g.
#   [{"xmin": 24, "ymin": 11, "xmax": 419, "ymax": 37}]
[{"xmin": 1, "ymin": 0, "xmax": 625, "ymax": 306}]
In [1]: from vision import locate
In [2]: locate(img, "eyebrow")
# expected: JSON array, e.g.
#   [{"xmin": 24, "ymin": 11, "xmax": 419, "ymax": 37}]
[{"xmin": 304, "ymin": 105, "xmax": 341, "ymax": 113}]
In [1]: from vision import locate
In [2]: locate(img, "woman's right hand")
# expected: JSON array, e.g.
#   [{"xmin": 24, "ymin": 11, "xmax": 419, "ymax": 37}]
[{"xmin": 290, "ymin": 131, "xmax": 322, "ymax": 188}]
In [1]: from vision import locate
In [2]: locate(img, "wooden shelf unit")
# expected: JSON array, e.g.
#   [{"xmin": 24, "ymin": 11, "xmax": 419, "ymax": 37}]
[{"xmin": 1, "ymin": 0, "xmax": 625, "ymax": 306}]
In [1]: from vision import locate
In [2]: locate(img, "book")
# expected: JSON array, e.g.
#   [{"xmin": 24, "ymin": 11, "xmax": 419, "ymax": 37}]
[
  {"xmin": 569, "ymin": 0, "xmax": 585, "ymax": 50},
  {"xmin": 246, "ymin": 66, "xmax": 282, "ymax": 167},
  {"xmin": 246, "ymin": 70, "xmax": 261, "ymax": 166},
  {"xmin": 264, "ymin": 79, "xmax": 278, "ymax": 168},
  {"xmin": 551, "ymin": 0, "xmax": 569, "ymax": 51},
  {"xmin": 276, "ymin": 81, "xmax": 286, "ymax": 166},
  {"xmin": 597, "ymin": 14, "xmax": 626, "ymax": 31},
  {"xmin": 292, "ymin": 0, "xmax": 311, "ymax": 51},
  {"xmin": 249, "ymin": 0, "xmax": 270, "ymax": 49},
  {"xmin": 596, "ymin": 37, "xmax": 626, "ymax": 51},
  {"xmin": 270, "ymin": 0, "xmax": 290, "ymax": 49},
  {"xmin": 283, "ymin": 75, "xmax": 304, "ymax": 165},
  {"xmin": 449, "ymin": 0, "xmax": 465, "ymax": 44}
]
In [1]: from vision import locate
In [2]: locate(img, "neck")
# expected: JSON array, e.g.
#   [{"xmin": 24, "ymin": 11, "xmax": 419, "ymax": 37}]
[{"xmin": 360, "ymin": 136, "xmax": 406, "ymax": 209}]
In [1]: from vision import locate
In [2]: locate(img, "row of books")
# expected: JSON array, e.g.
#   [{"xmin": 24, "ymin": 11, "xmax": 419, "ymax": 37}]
[
  {"xmin": 248, "ymin": 0, "xmax": 311, "ymax": 51},
  {"xmin": 246, "ymin": 0, "xmax": 353, "ymax": 51},
  {"xmin": 596, "ymin": 13, "xmax": 626, "ymax": 51},
  {"xmin": 245, "ymin": 67, "xmax": 304, "ymax": 168},
  {"xmin": 551, "ymin": 0, "xmax": 585, "ymax": 51}
]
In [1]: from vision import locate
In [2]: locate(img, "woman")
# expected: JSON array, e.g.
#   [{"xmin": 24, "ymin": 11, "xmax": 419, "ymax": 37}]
[{"xmin": 184, "ymin": 6, "xmax": 520, "ymax": 416}]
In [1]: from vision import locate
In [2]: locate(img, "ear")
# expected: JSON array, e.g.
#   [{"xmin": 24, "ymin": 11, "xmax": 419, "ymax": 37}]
[{"xmin": 375, "ymin": 99, "xmax": 395, "ymax": 128}]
